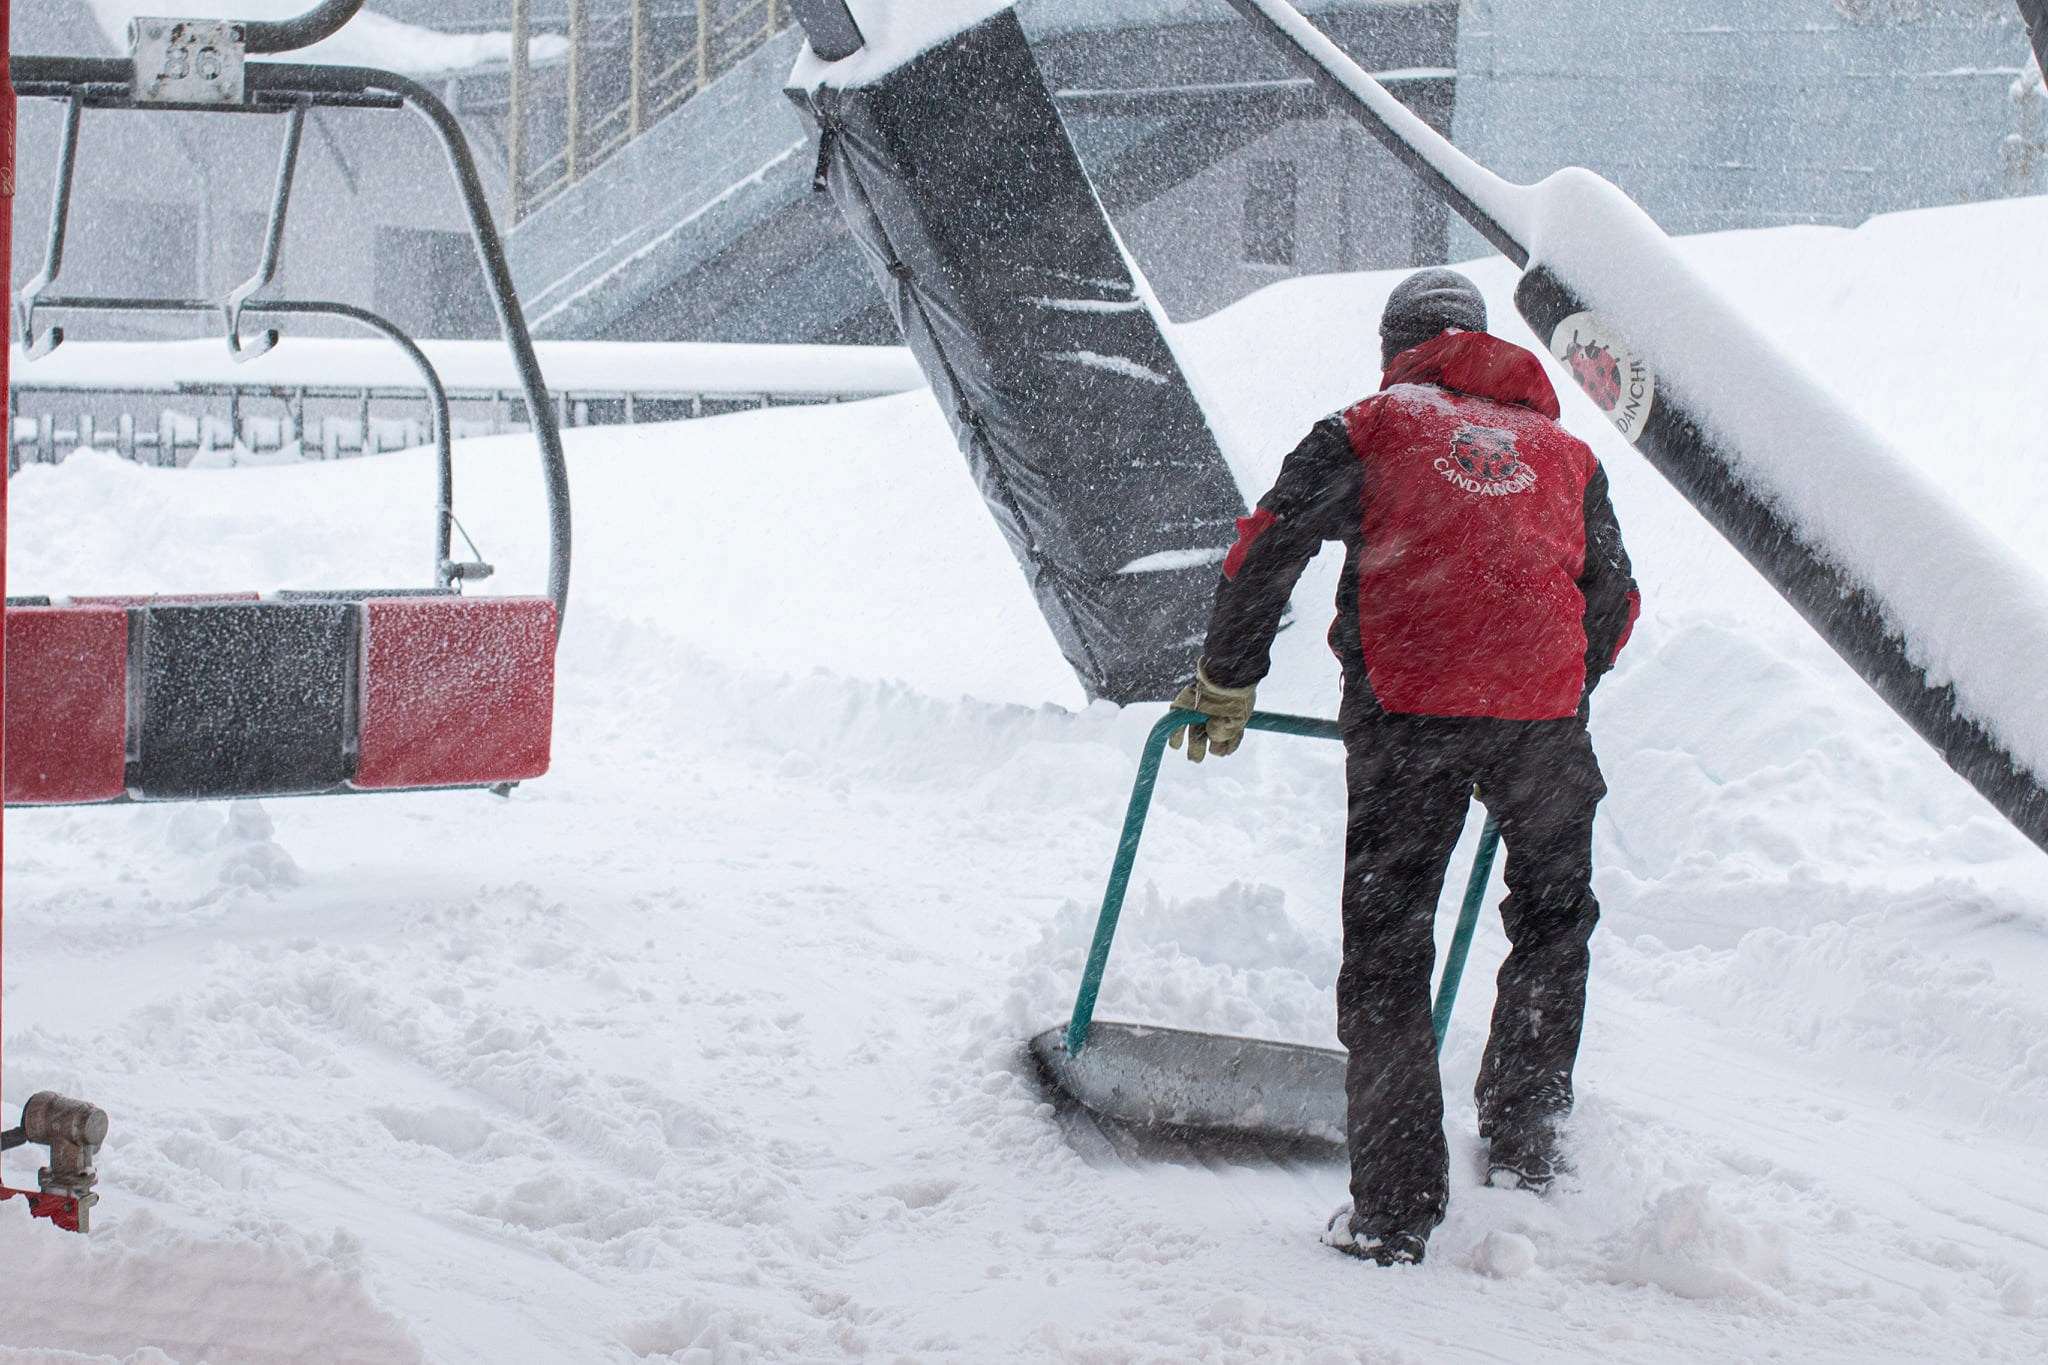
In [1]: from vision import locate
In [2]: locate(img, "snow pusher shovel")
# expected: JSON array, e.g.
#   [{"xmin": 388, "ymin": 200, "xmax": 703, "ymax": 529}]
[{"xmin": 1031, "ymin": 708, "xmax": 1500, "ymax": 1153}]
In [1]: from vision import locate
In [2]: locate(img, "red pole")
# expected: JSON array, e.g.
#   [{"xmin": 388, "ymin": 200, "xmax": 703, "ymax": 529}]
[
  {"xmin": 3, "ymin": 0, "xmax": 13, "ymax": 1113},
  {"xmin": 0, "ymin": 11, "xmax": 105, "ymax": 1234}
]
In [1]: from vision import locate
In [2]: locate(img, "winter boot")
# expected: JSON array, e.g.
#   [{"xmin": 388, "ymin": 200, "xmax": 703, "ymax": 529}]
[
  {"xmin": 1321, "ymin": 1203, "xmax": 1431, "ymax": 1266},
  {"xmin": 1484, "ymin": 1121, "xmax": 1569, "ymax": 1195}
]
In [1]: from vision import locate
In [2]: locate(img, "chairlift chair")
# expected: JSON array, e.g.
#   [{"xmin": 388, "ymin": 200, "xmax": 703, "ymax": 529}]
[
  {"xmin": 2, "ymin": 0, "xmax": 572, "ymax": 1233},
  {"xmin": 6, "ymin": 8, "xmax": 573, "ymax": 811}
]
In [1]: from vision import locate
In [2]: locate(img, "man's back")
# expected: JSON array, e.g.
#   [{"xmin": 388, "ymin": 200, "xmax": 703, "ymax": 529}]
[
  {"xmin": 1340, "ymin": 330, "xmax": 1601, "ymax": 720},
  {"xmin": 1198, "ymin": 328, "xmax": 1636, "ymax": 723}
]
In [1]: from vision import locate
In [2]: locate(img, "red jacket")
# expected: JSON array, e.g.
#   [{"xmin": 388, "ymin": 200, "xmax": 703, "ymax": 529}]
[{"xmin": 1206, "ymin": 330, "xmax": 1639, "ymax": 720}]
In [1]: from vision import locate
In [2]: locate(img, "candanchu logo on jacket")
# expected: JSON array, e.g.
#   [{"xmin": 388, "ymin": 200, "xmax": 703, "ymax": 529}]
[{"xmin": 1436, "ymin": 423, "xmax": 1537, "ymax": 497}]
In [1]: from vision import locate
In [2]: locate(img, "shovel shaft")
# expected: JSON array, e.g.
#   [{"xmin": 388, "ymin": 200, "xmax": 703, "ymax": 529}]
[
  {"xmin": 1432, "ymin": 814, "xmax": 1500, "ymax": 1045},
  {"xmin": 1064, "ymin": 708, "xmax": 1495, "ymax": 1057}
]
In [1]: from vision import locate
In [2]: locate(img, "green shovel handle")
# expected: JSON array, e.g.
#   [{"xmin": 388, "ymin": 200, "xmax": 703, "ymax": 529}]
[{"xmin": 1063, "ymin": 707, "xmax": 1500, "ymax": 1057}]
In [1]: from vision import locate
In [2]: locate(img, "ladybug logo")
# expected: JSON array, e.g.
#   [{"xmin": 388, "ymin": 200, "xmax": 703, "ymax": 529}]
[
  {"xmin": 1547, "ymin": 311, "xmax": 1656, "ymax": 443},
  {"xmin": 1562, "ymin": 335, "xmax": 1623, "ymax": 411},
  {"xmin": 1435, "ymin": 423, "xmax": 1537, "ymax": 496}
]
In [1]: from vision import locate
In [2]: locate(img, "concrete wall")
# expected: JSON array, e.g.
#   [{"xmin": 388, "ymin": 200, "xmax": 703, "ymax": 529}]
[{"xmin": 1451, "ymin": 0, "xmax": 2039, "ymax": 259}]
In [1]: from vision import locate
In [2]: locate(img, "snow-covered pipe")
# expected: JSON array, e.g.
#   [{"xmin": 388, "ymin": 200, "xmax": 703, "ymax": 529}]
[{"xmin": 1227, "ymin": 0, "xmax": 2048, "ymax": 854}]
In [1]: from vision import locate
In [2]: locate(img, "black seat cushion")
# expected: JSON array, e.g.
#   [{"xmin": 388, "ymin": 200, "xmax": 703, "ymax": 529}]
[{"xmin": 130, "ymin": 602, "xmax": 356, "ymax": 800}]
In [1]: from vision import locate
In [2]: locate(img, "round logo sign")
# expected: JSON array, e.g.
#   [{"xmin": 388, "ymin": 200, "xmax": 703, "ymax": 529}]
[{"xmin": 1548, "ymin": 311, "xmax": 1655, "ymax": 444}]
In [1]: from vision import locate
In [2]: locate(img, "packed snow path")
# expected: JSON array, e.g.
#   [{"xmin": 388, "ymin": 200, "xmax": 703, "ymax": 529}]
[{"xmin": 5, "ymin": 197, "xmax": 2048, "ymax": 1361}]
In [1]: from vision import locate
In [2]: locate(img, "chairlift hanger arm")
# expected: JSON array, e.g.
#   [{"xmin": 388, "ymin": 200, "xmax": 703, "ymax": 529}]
[
  {"xmin": 8, "ymin": 56, "xmax": 572, "ymax": 632},
  {"xmin": 14, "ymin": 97, "xmax": 81, "ymax": 360},
  {"xmin": 26, "ymin": 294, "xmax": 457, "ymax": 582},
  {"xmin": 253, "ymin": 62, "xmax": 571, "ymax": 628}
]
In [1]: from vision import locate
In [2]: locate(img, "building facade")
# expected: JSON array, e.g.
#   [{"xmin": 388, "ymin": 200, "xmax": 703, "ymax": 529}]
[
  {"xmin": 9, "ymin": 1, "xmax": 2044, "ymax": 350},
  {"xmin": 1451, "ymin": 0, "xmax": 2042, "ymax": 258}
]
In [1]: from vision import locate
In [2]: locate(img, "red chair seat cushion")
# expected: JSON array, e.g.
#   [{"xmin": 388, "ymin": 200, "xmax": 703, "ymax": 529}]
[
  {"xmin": 353, "ymin": 598, "xmax": 557, "ymax": 790},
  {"xmin": 5, "ymin": 606, "xmax": 129, "ymax": 804}
]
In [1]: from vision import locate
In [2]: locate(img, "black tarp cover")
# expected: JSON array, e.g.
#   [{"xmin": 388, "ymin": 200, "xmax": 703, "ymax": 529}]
[
  {"xmin": 788, "ymin": 10, "xmax": 1247, "ymax": 703},
  {"xmin": 2022, "ymin": 0, "xmax": 2048, "ymax": 76}
]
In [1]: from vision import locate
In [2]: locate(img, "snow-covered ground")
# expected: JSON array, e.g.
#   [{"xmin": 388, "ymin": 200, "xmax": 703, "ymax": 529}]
[{"xmin": 6, "ymin": 194, "xmax": 2048, "ymax": 1361}]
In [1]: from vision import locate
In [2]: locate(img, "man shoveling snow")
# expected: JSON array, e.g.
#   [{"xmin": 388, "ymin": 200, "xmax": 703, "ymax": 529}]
[{"xmin": 1171, "ymin": 268, "xmax": 1640, "ymax": 1266}]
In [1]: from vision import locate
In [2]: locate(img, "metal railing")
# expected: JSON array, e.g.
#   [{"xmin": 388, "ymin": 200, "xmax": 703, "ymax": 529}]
[
  {"xmin": 508, "ymin": 0, "xmax": 790, "ymax": 222},
  {"xmin": 8, "ymin": 375, "xmax": 874, "ymax": 471}
]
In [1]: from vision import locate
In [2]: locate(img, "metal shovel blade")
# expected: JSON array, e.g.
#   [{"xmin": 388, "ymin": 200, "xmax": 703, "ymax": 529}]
[{"xmin": 1030, "ymin": 1021, "xmax": 1347, "ymax": 1153}]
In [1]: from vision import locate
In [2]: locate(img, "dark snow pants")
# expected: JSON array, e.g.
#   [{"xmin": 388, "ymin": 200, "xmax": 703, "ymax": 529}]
[{"xmin": 1336, "ymin": 700, "xmax": 1606, "ymax": 1237}]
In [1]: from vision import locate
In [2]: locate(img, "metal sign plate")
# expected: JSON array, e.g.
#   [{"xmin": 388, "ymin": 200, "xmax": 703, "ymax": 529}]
[{"xmin": 130, "ymin": 18, "xmax": 246, "ymax": 106}]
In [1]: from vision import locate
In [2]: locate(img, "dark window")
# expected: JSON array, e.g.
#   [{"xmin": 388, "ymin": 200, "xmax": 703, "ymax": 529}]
[
  {"xmin": 1243, "ymin": 159, "xmax": 1299, "ymax": 267},
  {"xmin": 373, "ymin": 227, "xmax": 495, "ymax": 339}
]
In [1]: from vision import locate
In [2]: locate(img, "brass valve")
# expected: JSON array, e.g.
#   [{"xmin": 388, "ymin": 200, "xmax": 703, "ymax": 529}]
[{"xmin": 8, "ymin": 1092, "xmax": 109, "ymax": 1233}]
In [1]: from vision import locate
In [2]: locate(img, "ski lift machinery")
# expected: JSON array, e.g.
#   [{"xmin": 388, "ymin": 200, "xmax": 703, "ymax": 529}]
[
  {"xmin": 1023, "ymin": 0, "xmax": 2048, "ymax": 1152},
  {"xmin": 2, "ymin": 0, "xmax": 573, "ymax": 1230}
]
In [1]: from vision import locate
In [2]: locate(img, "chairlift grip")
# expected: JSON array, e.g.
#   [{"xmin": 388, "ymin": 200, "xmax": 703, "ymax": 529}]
[{"xmin": 242, "ymin": 0, "xmax": 366, "ymax": 56}]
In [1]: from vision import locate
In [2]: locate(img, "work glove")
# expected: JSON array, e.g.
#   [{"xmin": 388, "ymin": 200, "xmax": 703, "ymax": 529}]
[{"xmin": 1167, "ymin": 663, "xmax": 1256, "ymax": 763}]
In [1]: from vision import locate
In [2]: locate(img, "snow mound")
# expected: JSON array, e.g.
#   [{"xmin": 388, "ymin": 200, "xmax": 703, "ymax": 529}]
[
  {"xmin": 1472, "ymin": 1228, "xmax": 1537, "ymax": 1279},
  {"xmin": 166, "ymin": 801, "xmax": 303, "ymax": 898},
  {"xmin": 1599, "ymin": 1184, "xmax": 1791, "ymax": 1302},
  {"xmin": 0, "ymin": 1211, "xmax": 422, "ymax": 1362}
]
